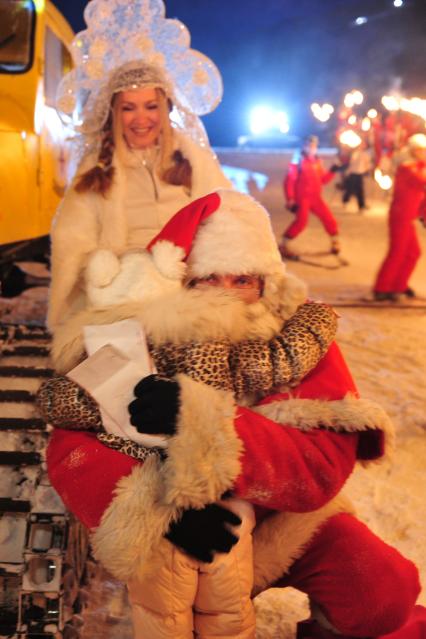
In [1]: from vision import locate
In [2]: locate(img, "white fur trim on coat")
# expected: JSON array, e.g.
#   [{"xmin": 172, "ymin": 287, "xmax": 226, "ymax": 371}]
[
  {"xmin": 162, "ymin": 374, "xmax": 242, "ymax": 509},
  {"xmin": 253, "ymin": 394, "xmax": 395, "ymax": 464},
  {"xmin": 85, "ymin": 249, "xmax": 122, "ymax": 288},
  {"xmin": 91, "ymin": 457, "xmax": 173, "ymax": 582}
]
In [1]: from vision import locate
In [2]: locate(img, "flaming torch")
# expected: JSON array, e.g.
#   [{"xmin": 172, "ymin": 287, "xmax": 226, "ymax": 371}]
[
  {"xmin": 374, "ymin": 168, "xmax": 393, "ymax": 190},
  {"xmin": 339, "ymin": 129, "xmax": 362, "ymax": 148},
  {"xmin": 311, "ymin": 102, "xmax": 334, "ymax": 122}
]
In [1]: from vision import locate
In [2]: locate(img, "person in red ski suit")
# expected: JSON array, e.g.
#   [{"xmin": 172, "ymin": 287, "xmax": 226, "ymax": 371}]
[
  {"xmin": 280, "ymin": 135, "xmax": 342, "ymax": 259},
  {"xmin": 44, "ymin": 191, "xmax": 425, "ymax": 639},
  {"xmin": 373, "ymin": 133, "xmax": 426, "ymax": 302}
]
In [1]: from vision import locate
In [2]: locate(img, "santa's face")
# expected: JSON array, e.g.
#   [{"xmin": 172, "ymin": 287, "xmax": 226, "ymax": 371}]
[
  {"xmin": 117, "ymin": 88, "xmax": 162, "ymax": 149},
  {"xmin": 189, "ymin": 274, "xmax": 263, "ymax": 304}
]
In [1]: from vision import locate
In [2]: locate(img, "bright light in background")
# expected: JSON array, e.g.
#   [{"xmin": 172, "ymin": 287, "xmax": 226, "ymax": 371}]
[
  {"xmin": 311, "ymin": 102, "xmax": 334, "ymax": 122},
  {"xmin": 344, "ymin": 90, "xmax": 364, "ymax": 108},
  {"xmin": 367, "ymin": 108, "xmax": 378, "ymax": 119},
  {"xmin": 249, "ymin": 106, "xmax": 289, "ymax": 135},
  {"xmin": 380, "ymin": 95, "xmax": 426, "ymax": 122},
  {"xmin": 393, "ymin": 0, "xmax": 403, "ymax": 7},
  {"xmin": 361, "ymin": 117, "xmax": 371, "ymax": 131},
  {"xmin": 275, "ymin": 111, "xmax": 290, "ymax": 133},
  {"xmin": 339, "ymin": 129, "xmax": 362, "ymax": 148},
  {"xmin": 352, "ymin": 90, "xmax": 364, "ymax": 105},
  {"xmin": 355, "ymin": 16, "xmax": 368, "ymax": 25},
  {"xmin": 381, "ymin": 95, "xmax": 400, "ymax": 111},
  {"xmin": 400, "ymin": 97, "xmax": 426, "ymax": 122},
  {"xmin": 375, "ymin": 168, "xmax": 393, "ymax": 190},
  {"xmin": 344, "ymin": 93, "xmax": 355, "ymax": 108},
  {"xmin": 348, "ymin": 114, "xmax": 357, "ymax": 125}
]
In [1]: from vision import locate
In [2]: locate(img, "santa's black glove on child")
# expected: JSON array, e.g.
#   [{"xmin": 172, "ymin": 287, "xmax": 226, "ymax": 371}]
[
  {"xmin": 128, "ymin": 374, "xmax": 180, "ymax": 436},
  {"xmin": 165, "ymin": 503, "xmax": 242, "ymax": 563}
]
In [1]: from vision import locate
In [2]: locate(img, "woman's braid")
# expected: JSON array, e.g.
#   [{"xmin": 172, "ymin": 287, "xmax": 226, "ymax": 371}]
[{"xmin": 75, "ymin": 113, "xmax": 116, "ymax": 195}]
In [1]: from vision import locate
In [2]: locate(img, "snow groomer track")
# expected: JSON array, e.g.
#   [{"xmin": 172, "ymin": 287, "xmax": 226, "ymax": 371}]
[{"xmin": 0, "ymin": 324, "xmax": 91, "ymax": 639}]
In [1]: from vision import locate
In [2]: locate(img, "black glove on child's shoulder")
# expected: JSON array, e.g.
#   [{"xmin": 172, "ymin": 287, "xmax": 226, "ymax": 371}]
[
  {"xmin": 128, "ymin": 374, "xmax": 180, "ymax": 436},
  {"xmin": 165, "ymin": 502, "xmax": 242, "ymax": 563}
]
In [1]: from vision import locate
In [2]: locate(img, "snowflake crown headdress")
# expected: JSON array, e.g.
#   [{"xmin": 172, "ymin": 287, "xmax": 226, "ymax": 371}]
[{"xmin": 57, "ymin": 0, "xmax": 223, "ymax": 145}]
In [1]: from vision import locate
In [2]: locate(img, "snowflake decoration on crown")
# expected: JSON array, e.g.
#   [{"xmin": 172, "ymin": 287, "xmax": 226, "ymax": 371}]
[{"xmin": 56, "ymin": 0, "xmax": 223, "ymax": 135}]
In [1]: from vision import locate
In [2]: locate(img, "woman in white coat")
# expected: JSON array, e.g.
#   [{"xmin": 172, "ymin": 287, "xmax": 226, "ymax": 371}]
[{"xmin": 48, "ymin": 60, "xmax": 231, "ymax": 329}]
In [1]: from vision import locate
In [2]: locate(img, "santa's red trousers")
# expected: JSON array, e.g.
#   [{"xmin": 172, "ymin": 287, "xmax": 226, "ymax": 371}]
[
  {"xmin": 284, "ymin": 196, "xmax": 339, "ymax": 239},
  {"xmin": 276, "ymin": 513, "xmax": 421, "ymax": 637},
  {"xmin": 374, "ymin": 217, "xmax": 421, "ymax": 294}
]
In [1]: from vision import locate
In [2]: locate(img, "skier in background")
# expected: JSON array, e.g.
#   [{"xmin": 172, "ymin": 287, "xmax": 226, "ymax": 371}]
[
  {"xmin": 373, "ymin": 133, "xmax": 426, "ymax": 302},
  {"xmin": 280, "ymin": 135, "xmax": 343, "ymax": 260}
]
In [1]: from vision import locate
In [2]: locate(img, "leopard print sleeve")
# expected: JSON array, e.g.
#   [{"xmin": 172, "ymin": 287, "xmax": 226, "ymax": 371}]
[
  {"xmin": 272, "ymin": 301, "xmax": 338, "ymax": 385},
  {"xmin": 229, "ymin": 301, "xmax": 338, "ymax": 397},
  {"xmin": 36, "ymin": 375, "xmax": 103, "ymax": 432}
]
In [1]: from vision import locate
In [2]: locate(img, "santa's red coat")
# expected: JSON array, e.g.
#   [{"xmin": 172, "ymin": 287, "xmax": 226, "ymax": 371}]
[{"xmin": 46, "ymin": 343, "xmax": 380, "ymax": 530}]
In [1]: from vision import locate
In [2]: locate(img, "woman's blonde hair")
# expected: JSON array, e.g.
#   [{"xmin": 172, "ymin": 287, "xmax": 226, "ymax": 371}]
[{"xmin": 75, "ymin": 88, "xmax": 192, "ymax": 196}]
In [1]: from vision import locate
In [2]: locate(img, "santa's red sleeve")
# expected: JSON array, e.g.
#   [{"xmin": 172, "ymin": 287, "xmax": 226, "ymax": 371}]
[
  {"xmin": 46, "ymin": 429, "xmax": 139, "ymax": 529},
  {"xmin": 232, "ymin": 342, "xmax": 390, "ymax": 512}
]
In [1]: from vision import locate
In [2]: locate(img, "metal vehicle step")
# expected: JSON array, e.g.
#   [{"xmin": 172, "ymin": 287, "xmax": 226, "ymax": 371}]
[
  {"xmin": 0, "ymin": 390, "xmax": 37, "ymax": 403},
  {"xmin": 0, "ymin": 451, "xmax": 42, "ymax": 466},
  {"xmin": 0, "ymin": 417, "xmax": 47, "ymax": 431},
  {"xmin": 0, "ymin": 366, "xmax": 53, "ymax": 378},
  {"xmin": 1, "ymin": 346, "xmax": 50, "ymax": 358},
  {"xmin": 0, "ymin": 498, "xmax": 32, "ymax": 513}
]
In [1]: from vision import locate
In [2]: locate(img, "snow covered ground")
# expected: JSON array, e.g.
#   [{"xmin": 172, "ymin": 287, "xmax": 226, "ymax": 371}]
[{"xmin": 1, "ymin": 150, "xmax": 425, "ymax": 638}]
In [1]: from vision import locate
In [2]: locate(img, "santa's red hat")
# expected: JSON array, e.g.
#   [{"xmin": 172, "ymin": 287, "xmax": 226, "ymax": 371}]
[
  {"xmin": 147, "ymin": 189, "xmax": 285, "ymax": 280},
  {"xmin": 86, "ymin": 189, "xmax": 306, "ymax": 311}
]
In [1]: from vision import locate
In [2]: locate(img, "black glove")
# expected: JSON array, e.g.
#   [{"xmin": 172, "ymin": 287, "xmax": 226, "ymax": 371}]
[
  {"xmin": 128, "ymin": 374, "xmax": 180, "ymax": 436},
  {"xmin": 165, "ymin": 503, "xmax": 242, "ymax": 563},
  {"xmin": 330, "ymin": 163, "xmax": 346, "ymax": 173}
]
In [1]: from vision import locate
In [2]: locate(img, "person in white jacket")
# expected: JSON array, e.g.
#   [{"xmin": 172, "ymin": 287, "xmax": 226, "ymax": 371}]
[
  {"xmin": 48, "ymin": 60, "xmax": 231, "ymax": 330},
  {"xmin": 48, "ymin": 0, "xmax": 233, "ymax": 331}
]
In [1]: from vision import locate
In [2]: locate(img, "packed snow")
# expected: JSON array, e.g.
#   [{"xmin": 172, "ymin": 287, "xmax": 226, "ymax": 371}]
[{"xmin": 1, "ymin": 150, "xmax": 425, "ymax": 638}]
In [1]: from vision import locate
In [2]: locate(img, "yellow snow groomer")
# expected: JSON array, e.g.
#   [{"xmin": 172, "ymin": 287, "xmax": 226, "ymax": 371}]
[{"xmin": 0, "ymin": 0, "xmax": 74, "ymax": 296}]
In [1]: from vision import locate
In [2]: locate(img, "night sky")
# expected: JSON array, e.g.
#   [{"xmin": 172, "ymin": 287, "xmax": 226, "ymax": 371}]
[{"xmin": 51, "ymin": 0, "xmax": 426, "ymax": 146}]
